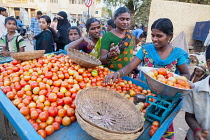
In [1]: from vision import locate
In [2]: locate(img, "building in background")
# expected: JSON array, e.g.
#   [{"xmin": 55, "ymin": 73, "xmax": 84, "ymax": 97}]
[{"xmin": 0, "ymin": 0, "xmax": 97, "ymax": 25}]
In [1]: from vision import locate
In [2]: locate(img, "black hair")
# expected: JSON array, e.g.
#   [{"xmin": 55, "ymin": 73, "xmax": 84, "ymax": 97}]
[
  {"xmin": 37, "ymin": 11, "xmax": 42, "ymax": 15},
  {"xmin": 151, "ymin": 18, "xmax": 173, "ymax": 36},
  {"xmin": 206, "ymin": 45, "xmax": 210, "ymax": 61},
  {"xmin": 40, "ymin": 15, "xmax": 58, "ymax": 41},
  {"xmin": 5, "ymin": 17, "xmax": 17, "ymax": 25},
  {"xmin": 67, "ymin": 26, "xmax": 81, "ymax": 37},
  {"xmin": 107, "ymin": 19, "xmax": 116, "ymax": 28},
  {"xmin": 0, "ymin": 7, "xmax": 6, "ymax": 12},
  {"xmin": 16, "ymin": 16, "xmax": 19, "ymax": 19},
  {"xmin": 53, "ymin": 17, "xmax": 57, "ymax": 21},
  {"xmin": 114, "ymin": 7, "xmax": 130, "ymax": 19},
  {"xmin": 85, "ymin": 18, "xmax": 100, "ymax": 31},
  {"xmin": 102, "ymin": 27, "xmax": 106, "ymax": 30}
]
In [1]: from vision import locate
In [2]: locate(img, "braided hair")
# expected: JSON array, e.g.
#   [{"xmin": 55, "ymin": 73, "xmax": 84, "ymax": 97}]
[{"xmin": 151, "ymin": 18, "xmax": 173, "ymax": 36}]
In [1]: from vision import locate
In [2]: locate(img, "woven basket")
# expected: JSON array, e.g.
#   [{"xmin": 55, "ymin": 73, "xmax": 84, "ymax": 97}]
[
  {"xmin": 11, "ymin": 50, "xmax": 45, "ymax": 61},
  {"xmin": 75, "ymin": 87, "xmax": 144, "ymax": 135},
  {"xmin": 76, "ymin": 112, "xmax": 144, "ymax": 140},
  {"xmin": 67, "ymin": 48, "xmax": 102, "ymax": 68}
]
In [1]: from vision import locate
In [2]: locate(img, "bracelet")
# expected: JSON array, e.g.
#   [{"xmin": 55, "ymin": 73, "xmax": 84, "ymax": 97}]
[
  {"xmin": 193, "ymin": 127, "xmax": 202, "ymax": 135},
  {"xmin": 106, "ymin": 53, "xmax": 112, "ymax": 61},
  {"xmin": 119, "ymin": 69, "xmax": 125, "ymax": 77}
]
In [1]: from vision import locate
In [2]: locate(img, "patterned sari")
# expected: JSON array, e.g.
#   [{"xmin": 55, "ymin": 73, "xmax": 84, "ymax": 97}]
[{"xmin": 108, "ymin": 30, "xmax": 134, "ymax": 71}]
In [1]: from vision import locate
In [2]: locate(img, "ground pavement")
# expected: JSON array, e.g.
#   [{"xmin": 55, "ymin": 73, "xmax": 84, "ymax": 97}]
[{"xmin": 0, "ymin": 40, "xmax": 189, "ymax": 140}]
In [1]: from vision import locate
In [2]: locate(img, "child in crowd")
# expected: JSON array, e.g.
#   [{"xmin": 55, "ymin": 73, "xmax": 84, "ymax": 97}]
[
  {"xmin": 0, "ymin": 17, "xmax": 25, "ymax": 57},
  {"xmin": 183, "ymin": 45, "xmax": 210, "ymax": 140},
  {"xmin": 64, "ymin": 26, "xmax": 82, "ymax": 54},
  {"xmin": 34, "ymin": 15, "xmax": 57, "ymax": 53},
  {"xmin": 190, "ymin": 65, "xmax": 208, "ymax": 83}
]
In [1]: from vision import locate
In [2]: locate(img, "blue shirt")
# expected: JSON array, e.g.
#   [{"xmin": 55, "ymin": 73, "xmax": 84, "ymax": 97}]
[
  {"xmin": 132, "ymin": 29, "xmax": 144, "ymax": 39},
  {"xmin": 30, "ymin": 17, "xmax": 42, "ymax": 36},
  {"xmin": 16, "ymin": 19, "xmax": 24, "ymax": 28}
]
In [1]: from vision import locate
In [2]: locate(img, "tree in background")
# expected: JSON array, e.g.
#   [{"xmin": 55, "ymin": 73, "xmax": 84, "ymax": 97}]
[
  {"xmin": 103, "ymin": 0, "xmax": 144, "ymax": 28},
  {"xmin": 102, "ymin": 7, "xmax": 113, "ymax": 18},
  {"xmin": 169, "ymin": 0, "xmax": 210, "ymax": 4}
]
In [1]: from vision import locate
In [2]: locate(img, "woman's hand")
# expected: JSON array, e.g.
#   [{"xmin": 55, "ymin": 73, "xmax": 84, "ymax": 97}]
[
  {"xmin": 83, "ymin": 37, "xmax": 95, "ymax": 49},
  {"xmin": 109, "ymin": 43, "xmax": 120, "ymax": 58},
  {"xmin": 194, "ymin": 129, "xmax": 209, "ymax": 140},
  {"xmin": 0, "ymin": 51, "xmax": 10, "ymax": 57},
  {"xmin": 104, "ymin": 72, "xmax": 119, "ymax": 85}
]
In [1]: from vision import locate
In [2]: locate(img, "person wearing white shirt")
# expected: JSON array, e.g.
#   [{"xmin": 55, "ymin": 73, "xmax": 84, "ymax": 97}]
[{"xmin": 0, "ymin": 7, "xmax": 7, "ymax": 38}]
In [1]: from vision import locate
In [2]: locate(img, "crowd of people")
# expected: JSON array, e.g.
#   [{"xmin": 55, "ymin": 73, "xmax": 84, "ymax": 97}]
[{"xmin": 0, "ymin": 6, "xmax": 210, "ymax": 140}]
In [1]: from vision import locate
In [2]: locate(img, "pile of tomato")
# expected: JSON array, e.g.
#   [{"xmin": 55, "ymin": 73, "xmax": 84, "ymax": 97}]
[{"xmin": 0, "ymin": 54, "xmax": 153, "ymax": 138}]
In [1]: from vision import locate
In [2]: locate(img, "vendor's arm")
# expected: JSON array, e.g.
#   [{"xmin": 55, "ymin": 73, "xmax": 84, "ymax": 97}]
[
  {"xmin": 177, "ymin": 55, "xmax": 190, "ymax": 79},
  {"xmin": 104, "ymin": 56, "xmax": 142, "ymax": 85},
  {"xmin": 66, "ymin": 37, "xmax": 94, "ymax": 50}
]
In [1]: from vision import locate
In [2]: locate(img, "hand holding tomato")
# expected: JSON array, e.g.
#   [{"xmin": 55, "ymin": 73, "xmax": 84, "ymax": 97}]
[{"xmin": 104, "ymin": 72, "xmax": 119, "ymax": 85}]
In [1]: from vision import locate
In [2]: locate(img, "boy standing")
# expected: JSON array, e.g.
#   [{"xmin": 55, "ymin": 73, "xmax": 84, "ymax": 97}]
[
  {"xmin": 183, "ymin": 45, "xmax": 210, "ymax": 140},
  {"xmin": 0, "ymin": 17, "xmax": 25, "ymax": 57}
]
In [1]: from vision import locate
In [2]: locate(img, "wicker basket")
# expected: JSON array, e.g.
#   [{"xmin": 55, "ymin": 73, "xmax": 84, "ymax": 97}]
[
  {"xmin": 76, "ymin": 112, "xmax": 144, "ymax": 140},
  {"xmin": 67, "ymin": 48, "xmax": 102, "ymax": 68},
  {"xmin": 11, "ymin": 50, "xmax": 45, "ymax": 61},
  {"xmin": 75, "ymin": 86, "xmax": 144, "ymax": 135}
]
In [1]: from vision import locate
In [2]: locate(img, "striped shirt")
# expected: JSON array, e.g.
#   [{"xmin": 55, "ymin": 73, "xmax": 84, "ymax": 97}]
[{"xmin": 30, "ymin": 17, "xmax": 42, "ymax": 36}]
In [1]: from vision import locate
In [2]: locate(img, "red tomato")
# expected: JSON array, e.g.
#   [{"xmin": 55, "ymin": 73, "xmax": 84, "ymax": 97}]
[
  {"xmin": 48, "ymin": 93, "xmax": 57, "ymax": 102},
  {"xmin": 30, "ymin": 110, "xmax": 39, "ymax": 120},
  {"xmin": 6, "ymin": 92, "xmax": 15, "ymax": 100},
  {"xmin": 57, "ymin": 92, "xmax": 64, "ymax": 98},
  {"xmin": 57, "ymin": 99, "xmax": 64, "ymax": 106},
  {"xmin": 55, "ymin": 116, "xmax": 62, "ymax": 124},
  {"xmin": 45, "ymin": 72, "xmax": 53, "ymax": 79},
  {"xmin": 64, "ymin": 97, "xmax": 73, "ymax": 105},
  {"xmin": 66, "ymin": 108, "xmax": 75, "ymax": 117},
  {"xmin": 39, "ymin": 111, "xmax": 49, "ymax": 122},
  {"xmin": 58, "ymin": 109, "xmax": 67, "ymax": 117},
  {"xmin": 52, "ymin": 122, "xmax": 60, "ymax": 131},
  {"xmin": 11, "ymin": 60, "xmax": 19, "ymax": 65},
  {"xmin": 48, "ymin": 106, "xmax": 58, "ymax": 117},
  {"xmin": 157, "ymin": 68, "xmax": 167, "ymax": 76},
  {"xmin": 38, "ymin": 130, "xmax": 47, "ymax": 138},
  {"xmin": 20, "ymin": 107, "xmax": 29, "ymax": 116},
  {"xmin": 32, "ymin": 123, "xmax": 40, "ymax": 131},
  {"xmin": 149, "ymin": 129, "xmax": 156, "ymax": 137},
  {"xmin": 45, "ymin": 125, "xmax": 54, "ymax": 136},
  {"xmin": 2, "ymin": 86, "xmax": 12, "ymax": 94},
  {"xmin": 150, "ymin": 125, "xmax": 158, "ymax": 131},
  {"xmin": 39, "ymin": 122, "xmax": 48, "ymax": 129},
  {"xmin": 70, "ymin": 116, "xmax": 76, "ymax": 123}
]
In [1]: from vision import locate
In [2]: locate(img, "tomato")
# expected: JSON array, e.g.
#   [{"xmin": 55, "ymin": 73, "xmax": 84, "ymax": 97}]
[
  {"xmin": 32, "ymin": 123, "xmax": 40, "ymax": 131},
  {"xmin": 11, "ymin": 60, "xmax": 19, "ymax": 65},
  {"xmin": 45, "ymin": 125, "xmax": 54, "ymax": 136},
  {"xmin": 20, "ymin": 107, "xmax": 30, "ymax": 116},
  {"xmin": 46, "ymin": 116, "xmax": 54, "ymax": 125},
  {"xmin": 70, "ymin": 116, "xmax": 76, "ymax": 122},
  {"xmin": 150, "ymin": 125, "xmax": 158, "ymax": 131},
  {"xmin": 58, "ymin": 109, "xmax": 67, "ymax": 117},
  {"xmin": 52, "ymin": 122, "xmax": 60, "ymax": 131},
  {"xmin": 55, "ymin": 116, "xmax": 62, "ymax": 124},
  {"xmin": 45, "ymin": 72, "xmax": 53, "ymax": 79},
  {"xmin": 30, "ymin": 110, "xmax": 39, "ymax": 120},
  {"xmin": 57, "ymin": 92, "xmax": 64, "ymax": 98},
  {"xmin": 62, "ymin": 116, "xmax": 71, "ymax": 126},
  {"xmin": 48, "ymin": 106, "xmax": 58, "ymax": 117},
  {"xmin": 64, "ymin": 97, "xmax": 73, "ymax": 105},
  {"xmin": 22, "ymin": 98, "xmax": 30, "ymax": 106},
  {"xmin": 2, "ymin": 86, "xmax": 12, "ymax": 94},
  {"xmin": 70, "ymin": 103, "xmax": 76, "ymax": 109},
  {"xmin": 48, "ymin": 93, "xmax": 57, "ymax": 102},
  {"xmin": 38, "ymin": 130, "xmax": 47, "ymax": 138},
  {"xmin": 6, "ymin": 91, "xmax": 15, "ymax": 99},
  {"xmin": 149, "ymin": 129, "xmax": 156, "ymax": 137},
  {"xmin": 57, "ymin": 99, "xmax": 64, "ymax": 106},
  {"xmin": 14, "ymin": 84, "xmax": 22, "ymax": 91},
  {"xmin": 66, "ymin": 108, "xmax": 75, "ymax": 117},
  {"xmin": 71, "ymin": 93, "xmax": 76, "ymax": 100},
  {"xmin": 152, "ymin": 121, "xmax": 160, "ymax": 127},
  {"xmin": 176, "ymin": 79, "xmax": 186, "ymax": 87},
  {"xmin": 39, "ymin": 122, "xmax": 48, "ymax": 129},
  {"xmin": 157, "ymin": 68, "xmax": 167, "ymax": 76},
  {"xmin": 37, "ymin": 103, "xmax": 44, "ymax": 110},
  {"xmin": 39, "ymin": 111, "xmax": 49, "ymax": 122}
]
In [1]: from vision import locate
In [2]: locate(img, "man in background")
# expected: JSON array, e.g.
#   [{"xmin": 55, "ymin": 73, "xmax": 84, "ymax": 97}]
[
  {"xmin": 30, "ymin": 11, "xmax": 42, "ymax": 50},
  {"xmin": 0, "ymin": 7, "xmax": 7, "ymax": 38}
]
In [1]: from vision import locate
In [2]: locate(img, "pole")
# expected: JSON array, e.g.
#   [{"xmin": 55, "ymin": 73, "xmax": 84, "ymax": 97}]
[{"xmin": 88, "ymin": 7, "xmax": 89, "ymax": 19}]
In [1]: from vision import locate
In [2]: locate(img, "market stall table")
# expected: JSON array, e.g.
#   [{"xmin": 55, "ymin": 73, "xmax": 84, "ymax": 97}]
[{"xmin": 0, "ymin": 76, "xmax": 182, "ymax": 140}]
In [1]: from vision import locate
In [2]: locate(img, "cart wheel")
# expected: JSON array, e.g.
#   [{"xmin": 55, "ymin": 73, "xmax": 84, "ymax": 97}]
[{"xmin": 4, "ymin": 115, "xmax": 21, "ymax": 140}]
